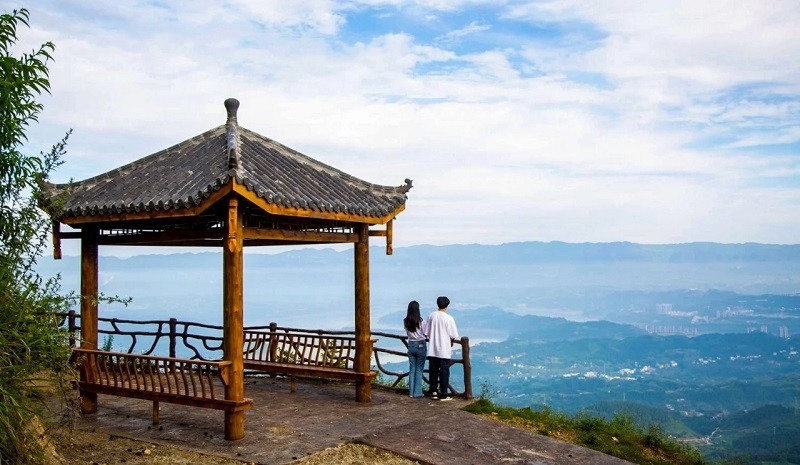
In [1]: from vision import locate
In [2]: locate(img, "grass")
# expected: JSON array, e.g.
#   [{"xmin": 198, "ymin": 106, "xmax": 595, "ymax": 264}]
[{"xmin": 464, "ymin": 398, "xmax": 712, "ymax": 465}]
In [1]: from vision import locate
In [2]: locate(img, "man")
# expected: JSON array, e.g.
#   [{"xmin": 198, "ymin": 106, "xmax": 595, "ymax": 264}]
[{"xmin": 424, "ymin": 296, "xmax": 459, "ymax": 401}]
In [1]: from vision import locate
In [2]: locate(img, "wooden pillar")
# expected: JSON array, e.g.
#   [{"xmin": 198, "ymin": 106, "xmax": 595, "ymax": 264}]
[
  {"xmin": 80, "ymin": 227, "xmax": 98, "ymax": 414},
  {"xmin": 223, "ymin": 197, "xmax": 245, "ymax": 440},
  {"xmin": 354, "ymin": 223, "xmax": 371, "ymax": 402},
  {"xmin": 386, "ymin": 219, "xmax": 394, "ymax": 255},
  {"xmin": 52, "ymin": 220, "xmax": 62, "ymax": 259}
]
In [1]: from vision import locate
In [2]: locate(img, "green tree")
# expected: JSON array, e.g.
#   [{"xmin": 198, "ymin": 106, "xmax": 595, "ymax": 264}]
[{"xmin": 1, "ymin": 8, "xmax": 72, "ymax": 463}]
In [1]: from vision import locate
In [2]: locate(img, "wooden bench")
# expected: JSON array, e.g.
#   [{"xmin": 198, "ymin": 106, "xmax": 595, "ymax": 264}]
[
  {"xmin": 72, "ymin": 348, "xmax": 252, "ymax": 424},
  {"xmin": 242, "ymin": 329, "xmax": 377, "ymax": 392}
]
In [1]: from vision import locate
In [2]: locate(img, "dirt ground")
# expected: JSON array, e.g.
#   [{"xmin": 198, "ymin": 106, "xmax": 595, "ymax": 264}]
[{"xmin": 50, "ymin": 425, "xmax": 420, "ymax": 465}]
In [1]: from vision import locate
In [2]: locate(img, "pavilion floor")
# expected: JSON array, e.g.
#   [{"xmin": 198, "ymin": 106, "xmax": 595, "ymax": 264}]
[{"xmin": 54, "ymin": 375, "xmax": 632, "ymax": 465}]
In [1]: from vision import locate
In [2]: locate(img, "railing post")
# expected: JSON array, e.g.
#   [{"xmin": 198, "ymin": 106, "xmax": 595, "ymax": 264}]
[
  {"xmin": 68, "ymin": 310, "xmax": 77, "ymax": 348},
  {"xmin": 169, "ymin": 318, "xmax": 177, "ymax": 372},
  {"xmin": 268, "ymin": 322, "xmax": 278, "ymax": 363},
  {"xmin": 168, "ymin": 318, "xmax": 177, "ymax": 358},
  {"xmin": 461, "ymin": 337, "xmax": 473, "ymax": 399}
]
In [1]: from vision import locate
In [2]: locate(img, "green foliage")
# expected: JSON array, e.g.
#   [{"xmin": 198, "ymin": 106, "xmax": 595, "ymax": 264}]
[
  {"xmin": 1, "ymin": 7, "xmax": 73, "ymax": 464},
  {"xmin": 277, "ymin": 347, "xmax": 299, "ymax": 363},
  {"xmin": 371, "ymin": 370, "xmax": 387, "ymax": 386},
  {"xmin": 464, "ymin": 398, "xmax": 710, "ymax": 465},
  {"xmin": 478, "ymin": 380, "xmax": 499, "ymax": 401}
]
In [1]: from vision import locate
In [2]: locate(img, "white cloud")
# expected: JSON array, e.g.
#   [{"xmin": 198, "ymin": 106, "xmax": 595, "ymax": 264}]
[
  {"xmin": 13, "ymin": 0, "xmax": 800, "ymax": 249},
  {"xmin": 438, "ymin": 20, "xmax": 492, "ymax": 42}
]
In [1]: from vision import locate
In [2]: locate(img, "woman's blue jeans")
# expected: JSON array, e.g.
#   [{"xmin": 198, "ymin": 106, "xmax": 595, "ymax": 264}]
[{"xmin": 407, "ymin": 340, "xmax": 427, "ymax": 397}]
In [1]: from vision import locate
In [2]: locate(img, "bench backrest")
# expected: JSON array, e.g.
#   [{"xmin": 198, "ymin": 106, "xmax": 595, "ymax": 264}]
[
  {"xmin": 243, "ymin": 330, "xmax": 357, "ymax": 369},
  {"xmin": 73, "ymin": 348, "xmax": 232, "ymax": 400}
]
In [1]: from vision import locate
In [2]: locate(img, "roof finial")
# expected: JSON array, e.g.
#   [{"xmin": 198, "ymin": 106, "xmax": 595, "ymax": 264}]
[
  {"xmin": 224, "ymin": 98, "xmax": 240, "ymax": 124},
  {"xmin": 225, "ymin": 98, "xmax": 241, "ymax": 171}
]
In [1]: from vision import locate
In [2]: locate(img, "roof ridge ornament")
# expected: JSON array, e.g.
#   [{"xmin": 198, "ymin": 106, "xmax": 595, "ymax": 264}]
[
  {"xmin": 400, "ymin": 178, "xmax": 413, "ymax": 193},
  {"xmin": 224, "ymin": 98, "xmax": 241, "ymax": 173}
]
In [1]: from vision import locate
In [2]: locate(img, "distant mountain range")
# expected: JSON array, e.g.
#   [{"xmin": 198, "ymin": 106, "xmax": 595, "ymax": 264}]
[
  {"xmin": 38, "ymin": 240, "xmax": 800, "ymax": 328},
  {"xmin": 45, "ymin": 240, "xmax": 800, "ymax": 269},
  {"xmin": 377, "ymin": 241, "xmax": 800, "ymax": 264},
  {"xmin": 378, "ymin": 306, "xmax": 647, "ymax": 341}
]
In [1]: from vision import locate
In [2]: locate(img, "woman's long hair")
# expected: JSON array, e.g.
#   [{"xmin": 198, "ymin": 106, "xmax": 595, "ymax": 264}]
[{"xmin": 403, "ymin": 300, "xmax": 422, "ymax": 332}]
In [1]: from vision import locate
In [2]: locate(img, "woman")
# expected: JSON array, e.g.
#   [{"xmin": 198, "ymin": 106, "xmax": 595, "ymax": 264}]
[{"xmin": 403, "ymin": 300, "xmax": 427, "ymax": 398}]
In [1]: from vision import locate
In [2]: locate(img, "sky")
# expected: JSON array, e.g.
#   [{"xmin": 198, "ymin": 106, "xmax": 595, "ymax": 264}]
[{"xmin": 8, "ymin": 0, "xmax": 800, "ymax": 253}]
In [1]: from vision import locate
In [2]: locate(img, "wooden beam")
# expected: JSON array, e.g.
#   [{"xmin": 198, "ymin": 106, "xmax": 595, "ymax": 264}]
[
  {"xmin": 96, "ymin": 229, "xmax": 225, "ymax": 246},
  {"xmin": 80, "ymin": 227, "xmax": 99, "ymax": 414},
  {"xmin": 243, "ymin": 227, "xmax": 358, "ymax": 243},
  {"xmin": 222, "ymin": 197, "xmax": 245, "ymax": 440},
  {"xmin": 100, "ymin": 239, "xmax": 224, "ymax": 247},
  {"xmin": 242, "ymin": 239, "xmax": 335, "ymax": 247},
  {"xmin": 353, "ymin": 223, "xmax": 371, "ymax": 403}
]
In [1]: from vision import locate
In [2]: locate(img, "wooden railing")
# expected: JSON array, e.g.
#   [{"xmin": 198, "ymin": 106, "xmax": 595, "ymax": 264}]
[
  {"xmin": 242, "ymin": 327, "xmax": 376, "ymax": 392},
  {"xmin": 243, "ymin": 328, "xmax": 357, "ymax": 368},
  {"xmin": 245, "ymin": 323, "xmax": 473, "ymax": 399},
  {"xmin": 62, "ymin": 311, "xmax": 473, "ymax": 399},
  {"xmin": 63, "ymin": 311, "xmax": 223, "ymax": 359},
  {"xmin": 371, "ymin": 330, "xmax": 473, "ymax": 399}
]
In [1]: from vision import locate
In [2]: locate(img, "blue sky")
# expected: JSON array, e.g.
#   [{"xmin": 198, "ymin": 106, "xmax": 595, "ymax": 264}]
[{"xmin": 8, "ymin": 0, "xmax": 800, "ymax": 253}]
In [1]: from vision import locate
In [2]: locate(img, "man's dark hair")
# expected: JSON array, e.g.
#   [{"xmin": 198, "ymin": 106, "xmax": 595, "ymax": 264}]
[{"xmin": 437, "ymin": 296, "xmax": 450, "ymax": 309}]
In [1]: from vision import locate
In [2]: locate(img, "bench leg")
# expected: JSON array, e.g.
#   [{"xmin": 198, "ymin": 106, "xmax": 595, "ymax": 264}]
[
  {"xmin": 152, "ymin": 401, "xmax": 160, "ymax": 425},
  {"xmin": 290, "ymin": 375, "xmax": 296, "ymax": 393}
]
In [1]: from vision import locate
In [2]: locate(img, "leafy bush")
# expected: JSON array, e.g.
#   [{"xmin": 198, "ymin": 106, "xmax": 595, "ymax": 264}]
[{"xmin": 1, "ymin": 8, "xmax": 73, "ymax": 464}]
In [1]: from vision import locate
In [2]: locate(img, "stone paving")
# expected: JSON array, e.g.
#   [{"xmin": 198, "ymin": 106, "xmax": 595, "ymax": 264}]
[{"xmin": 67, "ymin": 376, "xmax": 634, "ymax": 465}]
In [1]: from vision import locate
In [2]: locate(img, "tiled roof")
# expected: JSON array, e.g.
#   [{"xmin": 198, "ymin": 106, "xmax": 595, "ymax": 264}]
[{"xmin": 45, "ymin": 99, "xmax": 411, "ymax": 222}]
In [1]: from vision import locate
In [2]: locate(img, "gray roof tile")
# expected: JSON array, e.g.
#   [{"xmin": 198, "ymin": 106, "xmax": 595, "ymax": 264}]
[{"xmin": 46, "ymin": 99, "xmax": 411, "ymax": 222}]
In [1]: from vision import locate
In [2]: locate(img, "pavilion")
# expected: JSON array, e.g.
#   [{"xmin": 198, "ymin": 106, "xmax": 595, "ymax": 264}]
[{"xmin": 42, "ymin": 98, "xmax": 412, "ymax": 439}]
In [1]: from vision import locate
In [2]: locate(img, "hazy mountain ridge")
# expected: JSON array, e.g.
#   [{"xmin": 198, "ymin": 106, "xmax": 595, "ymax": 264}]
[
  {"xmin": 378, "ymin": 306, "xmax": 646, "ymax": 341},
  {"xmin": 39, "ymin": 241, "xmax": 800, "ymax": 323},
  {"xmin": 48, "ymin": 241, "xmax": 800, "ymax": 268},
  {"xmin": 383, "ymin": 241, "xmax": 800, "ymax": 264}
]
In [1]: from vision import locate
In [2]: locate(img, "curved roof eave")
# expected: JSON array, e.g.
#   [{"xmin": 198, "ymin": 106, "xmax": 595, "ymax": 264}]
[{"xmin": 52, "ymin": 179, "xmax": 407, "ymax": 226}]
